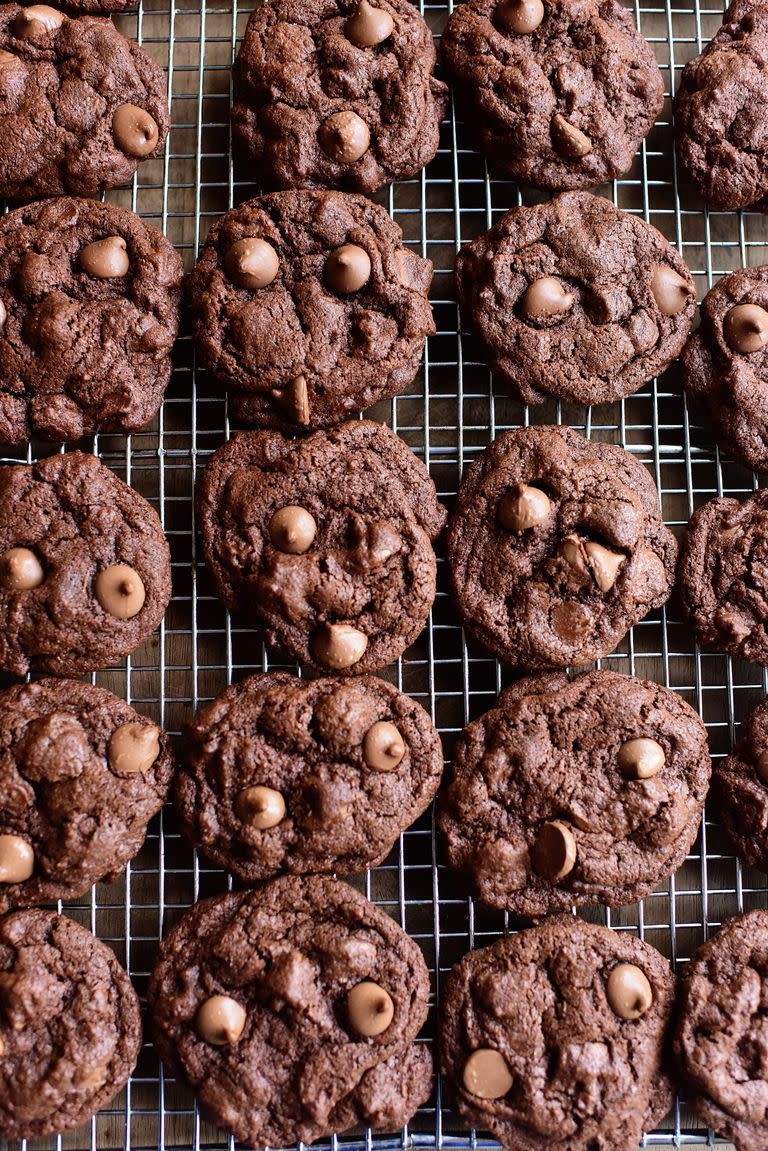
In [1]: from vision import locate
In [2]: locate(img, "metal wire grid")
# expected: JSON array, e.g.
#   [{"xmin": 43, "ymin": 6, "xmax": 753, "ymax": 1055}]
[{"xmin": 0, "ymin": 0, "xmax": 767, "ymax": 1147}]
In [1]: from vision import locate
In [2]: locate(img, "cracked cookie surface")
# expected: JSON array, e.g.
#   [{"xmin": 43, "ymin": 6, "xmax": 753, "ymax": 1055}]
[
  {"xmin": 674, "ymin": 0, "xmax": 768, "ymax": 210},
  {"xmin": 675, "ymin": 910, "xmax": 768, "ymax": 1151},
  {"xmin": 441, "ymin": 0, "xmax": 663, "ymax": 190},
  {"xmin": 439, "ymin": 669, "xmax": 710, "ymax": 914},
  {"xmin": 0, "ymin": 450, "xmax": 172, "ymax": 676},
  {"xmin": 439, "ymin": 916, "xmax": 675, "ymax": 1151},
  {"xmin": 0, "ymin": 197, "xmax": 183, "ymax": 445},
  {"xmin": 0, "ymin": 908, "xmax": 141, "ymax": 1140},
  {"xmin": 455, "ymin": 192, "xmax": 695, "ymax": 405},
  {"xmin": 148, "ymin": 875, "xmax": 433, "ymax": 1148},
  {"xmin": 715, "ymin": 698, "xmax": 768, "ymax": 872},
  {"xmin": 0, "ymin": 678, "xmax": 173, "ymax": 914},
  {"xmin": 679, "ymin": 489, "xmax": 768, "ymax": 666},
  {"xmin": 0, "ymin": 4, "xmax": 169, "ymax": 200},
  {"xmin": 196, "ymin": 421, "xmax": 446, "ymax": 674},
  {"xmin": 176, "ymin": 671, "xmax": 443, "ymax": 880},
  {"xmin": 188, "ymin": 191, "xmax": 434, "ymax": 430},
  {"xmin": 231, "ymin": 0, "xmax": 447, "ymax": 193},
  {"xmin": 446, "ymin": 425, "xmax": 677, "ymax": 670}
]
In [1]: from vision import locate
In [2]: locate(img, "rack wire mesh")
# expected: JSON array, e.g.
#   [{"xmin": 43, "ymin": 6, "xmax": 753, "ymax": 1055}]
[{"xmin": 1, "ymin": 0, "xmax": 766, "ymax": 1147}]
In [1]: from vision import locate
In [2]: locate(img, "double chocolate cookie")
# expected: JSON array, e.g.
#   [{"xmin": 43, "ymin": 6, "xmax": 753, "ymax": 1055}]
[
  {"xmin": 0, "ymin": 197, "xmax": 183, "ymax": 445},
  {"xmin": 682, "ymin": 265, "xmax": 768, "ymax": 473},
  {"xmin": 442, "ymin": 0, "xmax": 663, "ymax": 190},
  {"xmin": 0, "ymin": 451, "xmax": 171, "ymax": 676},
  {"xmin": 439, "ymin": 669, "xmax": 710, "ymax": 914},
  {"xmin": 439, "ymin": 916, "xmax": 675, "ymax": 1151},
  {"xmin": 0, "ymin": 678, "xmax": 173, "ymax": 914},
  {"xmin": 197, "ymin": 421, "xmax": 446, "ymax": 673},
  {"xmin": 714, "ymin": 697, "xmax": 768, "ymax": 872},
  {"xmin": 455, "ymin": 192, "xmax": 695, "ymax": 405},
  {"xmin": 231, "ymin": 0, "xmax": 447, "ymax": 193},
  {"xmin": 176, "ymin": 671, "xmax": 443, "ymax": 880},
  {"xmin": 674, "ymin": 1, "xmax": 768, "ymax": 211},
  {"xmin": 188, "ymin": 191, "xmax": 434, "ymax": 430},
  {"xmin": 0, "ymin": 909, "xmax": 141, "ymax": 1139},
  {"xmin": 447, "ymin": 425, "xmax": 677, "ymax": 669},
  {"xmin": 675, "ymin": 910, "xmax": 768, "ymax": 1151},
  {"xmin": 148, "ymin": 875, "xmax": 433, "ymax": 1148},
  {"xmin": 678, "ymin": 489, "xmax": 768, "ymax": 666},
  {"xmin": 0, "ymin": 4, "xmax": 169, "ymax": 200}
]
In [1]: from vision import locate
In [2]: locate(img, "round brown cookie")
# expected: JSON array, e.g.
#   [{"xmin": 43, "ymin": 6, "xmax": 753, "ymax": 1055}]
[
  {"xmin": 442, "ymin": 0, "xmax": 663, "ymax": 191},
  {"xmin": 446, "ymin": 425, "xmax": 677, "ymax": 670},
  {"xmin": 231, "ymin": 0, "xmax": 447, "ymax": 193},
  {"xmin": 439, "ymin": 916, "xmax": 675, "ymax": 1151},
  {"xmin": 682, "ymin": 265, "xmax": 768, "ymax": 473},
  {"xmin": 196, "ymin": 421, "xmax": 446, "ymax": 674},
  {"xmin": 0, "ymin": 908, "xmax": 141, "ymax": 1139},
  {"xmin": 176, "ymin": 671, "xmax": 443, "ymax": 880},
  {"xmin": 678, "ymin": 489, "xmax": 768, "ymax": 666},
  {"xmin": 0, "ymin": 4, "xmax": 169, "ymax": 201},
  {"xmin": 674, "ymin": 910, "xmax": 768, "ymax": 1151},
  {"xmin": 148, "ymin": 875, "xmax": 433, "ymax": 1148},
  {"xmin": 674, "ymin": 1, "xmax": 768, "ymax": 211},
  {"xmin": 455, "ymin": 192, "xmax": 695, "ymax": 405},
  {"xmin": 188, "ymin": 191, "xmax": 434, "ymax": 431},
  {"xmin": 714, "ymin": 698, "xmax": 768, "ymax": 871},
  {"xmin": 0, "ymin": 197, "xmax": 183, "ymax": 445},
  {"xmin": 439, "ymin": 669, "xmax": 710, "ymax": 914},
  {"xmin": 0, "ymin": 450, "xmax": 172, "ymax": 676},
  {"xmin": 0, "ymin": 678, "xmax": 173, "ymax": 914}
]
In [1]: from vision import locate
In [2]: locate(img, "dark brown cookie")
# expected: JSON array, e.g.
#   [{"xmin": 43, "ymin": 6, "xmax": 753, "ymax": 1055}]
[
  {"xmin": 674, "ymin": 910, "xmax": 768, "ymax": 1151},
  {"xmin": 442, "ymin": 0, "xmax": 663, "ymax": 190},
  {"xmin": 196, "ymin": 421, "xmax": 446, "ymax": 674},
  {"xmin": 455, "ymin": 192, "xmax": 695, "ymax": 405},
  {"xmin": 439, "ymin": 916, "xmax": 675, "ymax": 1151},
  {"xmin": 0, "ymin": 908, "xmax": 141, "ymax": 1139},
  {"xmin": 0, "ymin": 197, "xmax": 183, "ymax": 445},
  {"xmin": 188, "ymin": 191, "xmax": 434, "ymax": 431},
  {"xmin": 678, "ymin": 489, "xmax": 768, "ymax": 666},
  {"xmin": 682, "ymin": 265, "xmax": 768, "ymax": 473},
  {"xmin": 714, "ymin": 698, "xmax": 768, "ymax": 871},
  {"xmin": 231, "ymin": 0, "xmax": 447, "ymax": 193},
  {"xmin": 0, "ymin": 678, "xmax": 173, "ymax": 913},
  {"xmin": 0, "ymin": 450, "xmax": 172, "ymax": 676},
  {"xmin": 0, "ymin": 4, "xmax": 169, "ymax": 201},
  {"xmin": 439, "ymin": 669, "xmax": 710, "ymax": 914},
  {"xmin": 674, "ymin": 1, "xmax": 768, "ymax": 211},
  {"xmin": 176, "ymin": 671, "xmax": 443, "ymax": 881},
  {"xmin": 147, "ymin": 875, "xmax": 433, "ymax": 1148},
  {"xmin": 447, "ymin": 425, "xmax": 677, "ymax": 670}
]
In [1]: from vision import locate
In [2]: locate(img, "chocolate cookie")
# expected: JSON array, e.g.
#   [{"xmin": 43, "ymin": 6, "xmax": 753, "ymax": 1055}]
[
  {"xmin": 197, "ymin": 421, "xmax": 446, "ymax": 673},
  {"xmin": 439, "ymin": 669, "xmax": 710, "ymax": 914},
  {"xmin": 447, "ymin": 425, "xmax": 677, "ymax": 670},
  {"xmin": 674, "ymin": 1, "xmax": 768, "ymax": 211},
  {"xmin": 682, "ymin": 265, "xmax": 768, "ymax": 473},
  {"xmin": 455, "ymin": 192, "xmax": 695, "ymax": 405},
  {"xmin": 0, "ymin": 908, "xmax": 141, "ymax": 1139},
  {"xmin": 439, "ymin": 916, "xmax": 675, "ymax": 1151},
  {"xmin": 675, "ymin": 910, "xmax": 768, "ymax": 1151},
  {"xmin": 0, "ymin": 4, "xmax": 169, "ymax": 200},
  {"xmin": 148, "ymin": 875, "xmax": 433, "ymax": 1148},
  {"xmin": 0, "ymin": 197, "xmax": 183, "ymax": 445},
  {"xmin": 176, "ymin": 671, "xmax": 443, "ymax": 880},
  {"xmin": 0, "ymin": 450, "xmax": 172, "ymax": 676},
  {"xmin": 678, "ymin": 489, "xmax": 768, "ymax": 666},
  {"xmin": 0, "ymin": 678, "xmax": 173, "ymax": 914},
  {"xmin": 231, "ymin": 0, "xmax": 447, "ymax": 193},
  {"xmin": 442, "ymin": 0, "xmax": 663, "ymax": 190},
  {"xmin": 188, "ymin": 191, "xmax": 434, "ymax": 430},
  {"xmin": 713, "ymin": 697, "xmax": 768, "ymax": 872}
]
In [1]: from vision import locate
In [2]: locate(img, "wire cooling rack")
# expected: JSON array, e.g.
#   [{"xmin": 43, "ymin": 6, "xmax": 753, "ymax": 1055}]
[{"xmin": 2, "ymin": 0, "xmax": 768, "ymax": 1148}]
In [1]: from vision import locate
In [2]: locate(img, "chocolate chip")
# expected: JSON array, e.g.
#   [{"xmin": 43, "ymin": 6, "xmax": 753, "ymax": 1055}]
[
  {"xmin": 606, "ymin": 963, "xmax": 653, "ymax": 1019},
  {"xmin": 0, "ymin": 835, "xmax": 34, "ymax": 883},
  {"xmin": 112, "ymin": 104, "xmax": 159, "ymax": 158},
  {"xmin": 617, "ymin": 737, "xmax": 665, "ymax": 780},
  {"xmin": 318, "ymin": 111, "xmax": 371, "ymax": 163},
  {"xmin": 14, "ymin": 5, "xmax": 64, "ymax": 38},
  {"xmin": 521, "ymin": 276, "xmax": 574, "ymax": 319},
  {"xmin": 723, "ymin": 302, "xmax": 768, "ymax": 353},
  {"xmin": 0, "ymin": 548, "xmax": 43, "ymax": 591},
  {"xmin": 195, "ymin": 995, "xmax": 247, "ymax": 1045},
  {"xmin": 272, "ymin": 375, "xmax": 311, "ymax": 426},
  {"xmin": 325, "ymin": 244, "xmax": 371, "ymax": 293},
  {"xmin": 94, "ymin": 564, "xmax": 146, "ymax": 620},
  {"xmin": 497, "ymin": 483, "xmax": 551, "ymax": 531},
  {"xmin": 346, "ymin": 981, "xmax": 394, "ymax": 1036},
  {"xmin": 108, "ymin": 723, "xmax": 160, "ymax": 775},
  {"xmin": 584, "ymin": 540, "xmax": 625, "ymax": 592},
  {"xmin": 225, "ymin": 238, "xmax": 279, "ymax": 290},
  {"xmin": 532, "ymin": 820, "xmax": 577, "ymax": 881},
  {"xmin": 234, "ymin": 785, "xmax": 286, "ymax": 829},
  {"xmin": 345, "ymin": 0, "xmax": 395, "ymax": 47},
  {"xmin": 268, "ymin": 506, "xmax": 317, "ymax": 554},
  {"xmin": 551, "ymin": 113, "xmax": 592, "ymax": 158},
  {"xmin": 462, "ymin": 1048, "xmax": 513, "ymax": 1099},
  {"xmin": 363, "ymin": 721, "xmax": 405, "ymax": 771},
  {"xmin": 312, "ymin": 622, "xmax": 369, "ymax": 669},
  {"xmin": 495, "ymin": 0, "xmax": 544, "ymax": 33},
  {"xmin": 79, "ymin": 236, "xmax": 130, "ymax": 279},
  {"xmin": 649, "ymin": 263, "xmax": 692, "ymax": 316}
]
